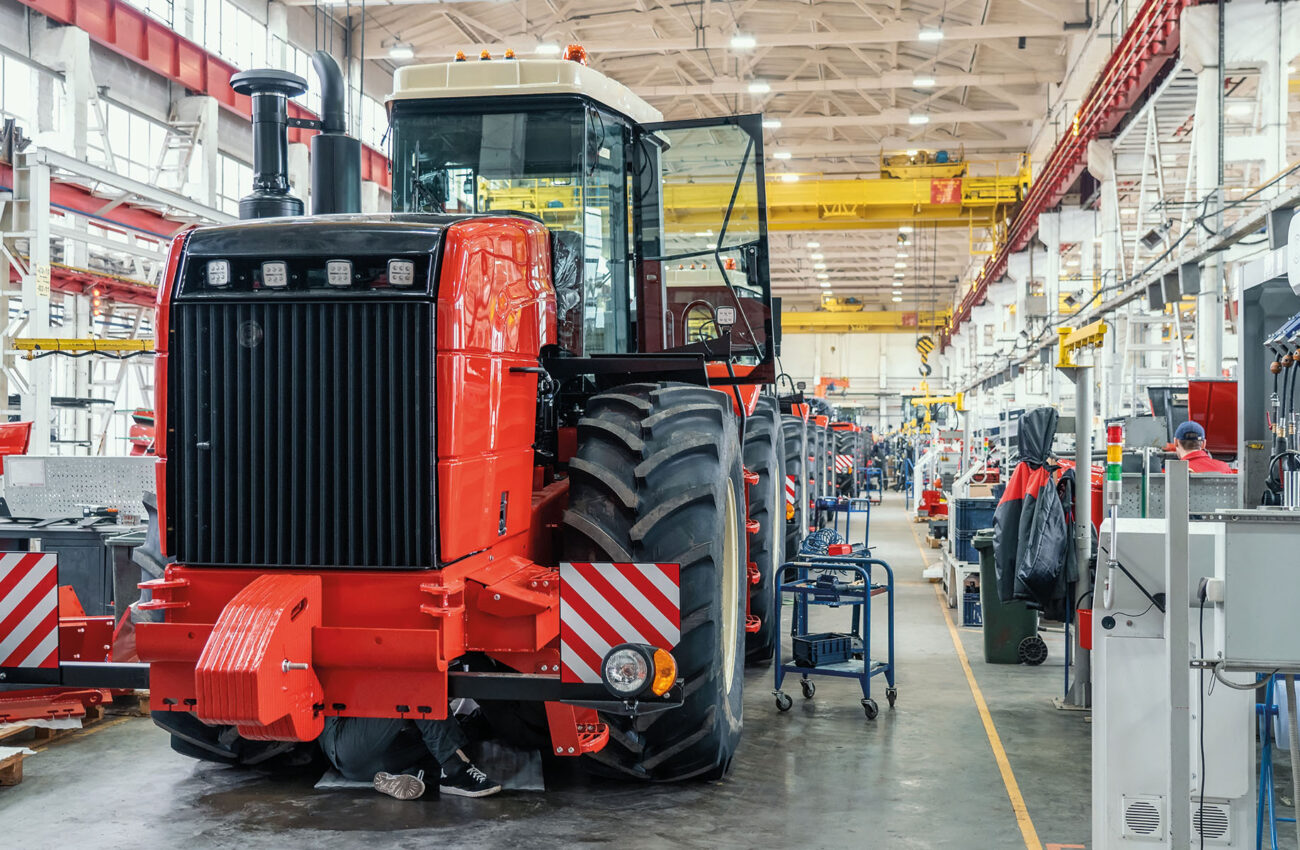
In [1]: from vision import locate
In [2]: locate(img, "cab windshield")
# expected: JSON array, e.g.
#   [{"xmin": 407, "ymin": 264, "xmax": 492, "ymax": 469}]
[{"xmin": 390, "ymin": 102, "xmax": 631, "ymax": 354}]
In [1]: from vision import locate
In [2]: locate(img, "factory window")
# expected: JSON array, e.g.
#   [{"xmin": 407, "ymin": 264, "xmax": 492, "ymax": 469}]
[
  {"xmin": 0, "ymin": 55, "xmax": 40, "ymax": 130},
  {"xmin": 201, "ymin": 0, "xmax": 267, "ymax": 72},
  {"xmin": 122, "ymin": 0, "xmax": 175, "ymax": 27},
  {"xmin": 218, "ymin": 154, "xmax": 254, "ymax": 216},
  {"xmin": 360, "ymin": 95, "xmax": 387, "ymax": 150},
  {"xmin": 101, "ymin": 103, "xmax": 167, "ymax": 183}
]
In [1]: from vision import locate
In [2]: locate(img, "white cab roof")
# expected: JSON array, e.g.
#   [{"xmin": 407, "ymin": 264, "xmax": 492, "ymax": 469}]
[{"xmin": 390, "ymin": 58, "xmax": 663, "ymax": 126}]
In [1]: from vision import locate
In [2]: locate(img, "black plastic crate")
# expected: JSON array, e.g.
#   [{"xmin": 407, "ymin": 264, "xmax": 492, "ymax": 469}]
[
  {"xmin": 963, "ymin": 592, "xmax": 982, "ymax": 627},
  {"xmin": 792, "ymin": 632, "xmax": 853, "ymax": 667}
]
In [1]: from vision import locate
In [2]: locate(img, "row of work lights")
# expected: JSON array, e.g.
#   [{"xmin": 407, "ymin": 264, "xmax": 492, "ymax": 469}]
[{"xmin": 203, "ymin": 258, "xmax": 420, "ymax": 291}]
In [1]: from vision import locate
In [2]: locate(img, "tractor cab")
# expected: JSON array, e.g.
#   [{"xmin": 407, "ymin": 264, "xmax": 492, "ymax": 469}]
[{"xmin": 386, "ymin": 53, "xmax": 775, "ymax": 382}]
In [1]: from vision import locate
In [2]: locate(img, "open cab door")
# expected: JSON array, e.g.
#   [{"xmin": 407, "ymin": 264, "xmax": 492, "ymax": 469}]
[{"xmin": 634, "ymin": 114, "xmax": 775, "ymax": 384}]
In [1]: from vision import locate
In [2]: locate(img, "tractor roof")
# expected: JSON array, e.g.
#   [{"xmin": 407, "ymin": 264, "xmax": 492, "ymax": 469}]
[{"xmin": 389, "ymin": 57, "xmax": 662, "ymax": 126}]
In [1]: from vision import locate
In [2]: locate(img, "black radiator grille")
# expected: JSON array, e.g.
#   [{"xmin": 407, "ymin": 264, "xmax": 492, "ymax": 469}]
[{"xmin": 168, "ymin": 299, "xmax": 435, "ymax": 568}]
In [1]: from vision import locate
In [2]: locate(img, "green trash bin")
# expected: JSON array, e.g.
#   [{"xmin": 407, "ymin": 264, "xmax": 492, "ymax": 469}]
[{"xmin": 972, "ymin": 528, "xmax": 1043, "ymax": 665}]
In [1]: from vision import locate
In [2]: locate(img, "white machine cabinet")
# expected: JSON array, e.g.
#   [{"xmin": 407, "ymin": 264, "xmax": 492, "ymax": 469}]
[{"xmin": 1092, "ymin": 518, "xmax": 1254, "ymax": 848}]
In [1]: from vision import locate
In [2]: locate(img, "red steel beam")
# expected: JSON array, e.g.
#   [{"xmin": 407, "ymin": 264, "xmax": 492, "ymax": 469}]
[
  {"xmin": 14, "ymin": 0, "xmax": 391, "ymax": 190},
  {"xmin": 942, "ymin": 0, "xmax": 1195, "ymax": 349},
  {"xmin": 5, "ymin": 264, "xmax": 159, "ymax": 308}
]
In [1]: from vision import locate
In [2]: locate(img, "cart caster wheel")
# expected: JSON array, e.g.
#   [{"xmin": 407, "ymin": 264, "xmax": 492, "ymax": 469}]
[
  {"xmin": 886, "ymin": 688, "xmax": 897, "ymax": 708},
  {"xmin": 862, "ymin": 698, "xmax": 879, "ymax": 720},
  {"xmin": 775, "ymin": 692, "xmax": 793, "ymax": 712},
  {"xmin": 800, "ymin": 680, "xmax": 816, "ymax": 699},
  {"xmin": 1018, "ymin": 635, "xmax": 1049, "ymax": 666}
]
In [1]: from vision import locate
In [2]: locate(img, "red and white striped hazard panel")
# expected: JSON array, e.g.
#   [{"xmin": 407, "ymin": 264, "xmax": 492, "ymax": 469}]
[
  {"xmin": 559, "ymin": 562, "xmax": 681, "ymax": 684},
  {"xmin": 785, "ymin": 474, "xmax": 797, "ymax": 509},
  {"xmin": 0, "ymin": 553, "xmax": 58, "ymax": 670},
  {"xmin": 835, "ymin": 454, "xmax": 854, "ymax": 473}
]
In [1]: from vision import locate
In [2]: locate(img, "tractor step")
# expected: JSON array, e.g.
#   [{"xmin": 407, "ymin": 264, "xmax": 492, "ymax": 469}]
[
  {"xmin": 746, "ymin": 519, "xmax": 760, "ymax": 534},
  {"xmin": 747, "ymin": 560, "xmax": 761, "ymax": 586},
  {"xmin": 745, "ymin": 614, "xmax": 761, "ymax": 634},
  {"xmin": 545, "ymin": 702, "xmax": 610, "ymax": 756},
  {"xmin": 574, "ymin": 721, "xmax": 610, "ymax": 754}
]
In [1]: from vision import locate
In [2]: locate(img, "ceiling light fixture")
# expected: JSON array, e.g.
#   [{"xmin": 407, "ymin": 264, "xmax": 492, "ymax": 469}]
[
  {"xmin": 730, "ymin": 33, "xmax": 757, "ymax": 50},
  {"xmin": 905, "ymin": 149, "xmax": 919, "ymax": 156},
  {"xmin": 908, "ymin": 114, "xmax": 930, "ymax": 125},
  {"xmin": 810, "ymin": 253, "xmax": 824, "ymax": 260},
  {"xmin": 819, "ymin": 280, "xmax": 831, "ymax": 287},
  {"xmin": 912, "ymin": 76, "xmax": 936, "ymax": 87},
  {"xmin": 1227, "ymin": 102, "xmax": 1252, "ymax": 117},
  {"xmin": 780, "ymin": 172, "xmax": 800, "ymax": 183},
  {"xmin": 898, "ymin": 225, "xmax": 914, "ymax": 234},
  {"xmin": 813, "ymin": 263, "xmax": 827, "ymax": 270},
  {"xmin": 388, "ymin": 43, "xmax": 415, "ymax": 60},
  {"xmin": 891, "ymin": 295, "xmax": 904, "ymax": 302},
  {"xmin": 772, "ymin": 151, "xmax": 792, "ymax": 160},
  {"xmin": 816, "ymin": 273, "xmax": 829, "ymax": 279},
  {"xmin": 806, "ymin": 241, "xmax": 820, "ymax": 248},
  {"xmin": 762, "ymin": 118, "xmax": 782, "ymax": 129},
  {"xmin": 918, "ymin": 27, "xmax": 945, "ymax": 41},
  {"xmin": 896, "ymin": 252, "xmax": 908, "ymax": 258},
  {"xmin": 892, "ymin": 290, "xmax": 903, "ymax": 296},
  {"xmin": 895, "ymin": 262, "xmax": 907, "ymax": 268},
  {"xmin": 534, "ymin": 42, "xmax": 563, "ymax": 55},
  {"xmin": 748, "ymin": 80, "xmax": 772, "ymax": 94}
]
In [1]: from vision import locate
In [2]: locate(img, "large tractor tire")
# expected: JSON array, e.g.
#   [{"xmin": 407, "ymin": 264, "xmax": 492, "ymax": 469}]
[
  {"xmin": 562, "ymin": 382, "xmax": 748, "ymax": 781},
  {"xmin": 151, "ymin": 710, "xmax": 320, "ymax": 771},
  {"xmin": 835, "ymin": 430, "xmax": 858, "ymax": 497},
  {"xmin": 809, "ymin": 425, "xmax": 825, "ymax": 505},
  {"xmin": 781, "ymin": 414, "xmax": 808, "ymax": 556},
  {"xmin": 742, "ymin": 396, "xmax": 784, "ymax": 664}
]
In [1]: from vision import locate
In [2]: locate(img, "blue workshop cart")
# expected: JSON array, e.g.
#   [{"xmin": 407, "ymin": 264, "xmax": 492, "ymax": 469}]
[
  {"xmin": 773, "ymin": 552, "xmax": 897, "ymax": 719},
  {"xmin": 815, "ymin": 496, "xmax": 872, "ymax": 550}
]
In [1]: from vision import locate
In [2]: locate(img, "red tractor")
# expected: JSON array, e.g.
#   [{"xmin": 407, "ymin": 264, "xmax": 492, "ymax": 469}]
[{"xmin": 0, "ymin": 51, "xmax": 797, "ymax": 782}]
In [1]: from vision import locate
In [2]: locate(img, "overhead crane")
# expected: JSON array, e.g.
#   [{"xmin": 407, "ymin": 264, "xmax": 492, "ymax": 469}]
[{"xmin": 482, "ymin": 155, "xmax": 1030, "ymax": 232}]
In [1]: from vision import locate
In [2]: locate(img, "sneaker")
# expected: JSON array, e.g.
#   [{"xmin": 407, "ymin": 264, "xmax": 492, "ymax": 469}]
[
  {"xmin": 439, "ymin": 760, "xmax": 502, "ymax": 798},
  {"xmin": 373, "ymin": 770, "xmax": 426, "ymax": 801}
]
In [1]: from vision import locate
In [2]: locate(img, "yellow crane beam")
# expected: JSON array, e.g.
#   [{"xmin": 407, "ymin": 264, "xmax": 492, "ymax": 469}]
[
  {"xmin": 482, "ymin": 162, "xmax": 1030, "ymax": 232},
  {"xmin": 666, "ymin": 172, "xmax": 1027, "ymax": 231},
  {"xmin": 781, "ymin": 309, "xmax": 949, "ymax": 334},
  {"xmin": 12, "ymin": 338, "xmax": 153, "ymax": 359}
]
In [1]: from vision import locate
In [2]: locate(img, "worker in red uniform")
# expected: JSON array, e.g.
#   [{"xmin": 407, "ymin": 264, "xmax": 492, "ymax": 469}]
[{"xmin": 1173, "ymin": 421, "xmax": 1234, "ymax": 473}]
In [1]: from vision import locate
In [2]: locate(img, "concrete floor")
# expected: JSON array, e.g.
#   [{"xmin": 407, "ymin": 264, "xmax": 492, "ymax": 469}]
[{"xmin": 1, "ymin": 497, "xmax": 1091, "ymax": 849}]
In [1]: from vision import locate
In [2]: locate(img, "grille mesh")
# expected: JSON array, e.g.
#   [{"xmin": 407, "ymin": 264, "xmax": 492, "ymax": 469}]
[{"xmin": 168, "ymin": 299, "xmax": 435, "ymax": 568}]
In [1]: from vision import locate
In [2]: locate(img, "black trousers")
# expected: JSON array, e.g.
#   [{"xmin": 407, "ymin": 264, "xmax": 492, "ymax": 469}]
[{"xmin": 319, "ymin": 716, "xmax": 468, "ymax": 782}]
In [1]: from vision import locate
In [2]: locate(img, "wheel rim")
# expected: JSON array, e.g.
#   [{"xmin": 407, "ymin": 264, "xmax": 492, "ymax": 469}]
[
  {"xmin": 769, "ymin": 462, "xmax": 782, "ymax": 556},
  {"xmin": 721, "ymin": 480, "xmax": 741, "ymax": 692}
]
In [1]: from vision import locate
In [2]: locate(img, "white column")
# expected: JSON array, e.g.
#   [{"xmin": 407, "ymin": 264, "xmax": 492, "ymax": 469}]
[
  {"xmin": 32, "ymin": 26, "xmax": 95, "ymax": 162},
  {"xmin": 177, "ymin": 96, "xmax": 220, "ymax": 207},
  {"xmin": 1197, "ymin": 256, "xmax": 1224, "ymax": 377},
  {"xmin": 1039, "ymin": 212, "xmax": 1062, "ymax": 407},
  {"xmin": 19, "ymin": 161, "xmax": 53, "ymax": 455}
]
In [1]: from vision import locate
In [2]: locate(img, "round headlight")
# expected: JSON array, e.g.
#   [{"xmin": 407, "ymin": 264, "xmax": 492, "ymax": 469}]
[{"xmin": 602, "ymin": 646, "xmax": 650, "ymax": 697}]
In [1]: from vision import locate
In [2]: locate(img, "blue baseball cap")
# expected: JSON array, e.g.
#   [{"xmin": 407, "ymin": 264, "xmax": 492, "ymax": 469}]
[{"xmin": 1174, "ymin": 421, "xmax": 1206, "ymax": 441}]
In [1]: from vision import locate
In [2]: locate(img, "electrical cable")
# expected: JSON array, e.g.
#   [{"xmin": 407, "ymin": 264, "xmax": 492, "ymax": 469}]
[
  {"xmin": 1198, "ymin": 595, "xmax": 1207, "ymax": 850},
  {"xmin": 1210, "ymin": 663, "xmax": 1275, "ymax": 691}
]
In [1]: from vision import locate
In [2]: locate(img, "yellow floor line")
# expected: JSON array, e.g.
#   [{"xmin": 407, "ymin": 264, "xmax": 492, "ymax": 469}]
[{"xmin": 908, "ymin": 520, "xmax": 1043, "ymax": 850}]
